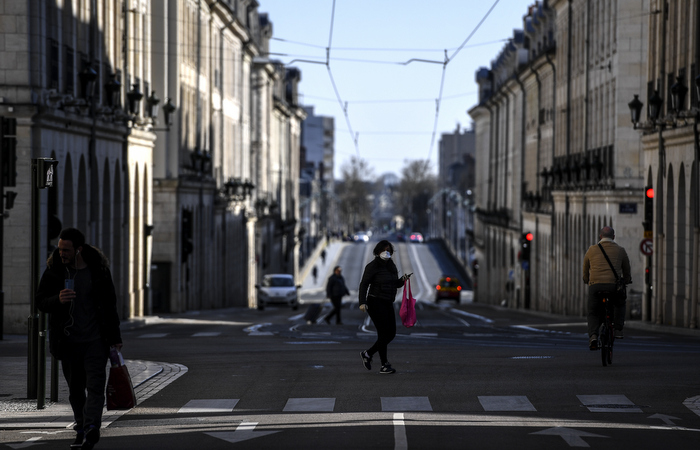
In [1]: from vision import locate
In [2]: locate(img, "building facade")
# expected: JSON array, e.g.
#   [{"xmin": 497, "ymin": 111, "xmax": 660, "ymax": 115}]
[
  {"xmin": 0, "ymin": 0, "xmax": 309, "ymax": 334},
  {"xmin": 469, "ymin": 1, "xmax": 654, "ymax": 323},
  {"xmin": 633, "ymin": 0, "xmax": 700, "ymax": 328}
]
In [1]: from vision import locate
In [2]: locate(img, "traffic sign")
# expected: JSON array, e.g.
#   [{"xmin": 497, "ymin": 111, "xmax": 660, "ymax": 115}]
[
  {"xmin": 640, "ymin": 238, "xmax": 653, "ymax": 256},
  {"xmin": 644, "ymin": 230, "xmax": 652, "ymax": 239}
]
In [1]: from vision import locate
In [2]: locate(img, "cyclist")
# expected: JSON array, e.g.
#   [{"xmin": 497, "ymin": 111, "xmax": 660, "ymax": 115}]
[{"xmin": 582, "ymin": 226, "xmax": 631, "ymax": 350}]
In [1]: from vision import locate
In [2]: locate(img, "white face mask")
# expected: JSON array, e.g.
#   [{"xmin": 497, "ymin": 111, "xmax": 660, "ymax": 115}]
[{"xmin": 379, "ymin": 251, "xmax": 392, "ymax": 260}]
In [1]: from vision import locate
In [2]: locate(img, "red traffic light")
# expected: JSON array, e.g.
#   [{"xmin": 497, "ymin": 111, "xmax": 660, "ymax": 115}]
[
  {"xmin": 525, "ymin": 232, "xmax": 533, "ymax": 241},
  {"xmin": 646, "ymin": 187, "xmax": 654, "ymax": 199}
]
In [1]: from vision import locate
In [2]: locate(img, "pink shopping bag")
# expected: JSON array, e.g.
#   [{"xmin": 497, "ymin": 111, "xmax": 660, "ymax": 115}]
[{"xmin": 399, "ymin": 278, "xmax": 417, "ymax": 328}]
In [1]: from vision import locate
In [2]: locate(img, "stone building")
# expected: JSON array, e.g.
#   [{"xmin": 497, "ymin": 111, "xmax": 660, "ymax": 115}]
[
  {"xmin": 631, "ymin": 0, "xmax": 700, "ymax": 328},
  {"xmin": 0, "ymin": 0, "xmax": 157, "ymax": 332},
  {"xmin": 468, "ymin": 1, "xmax": 650, "ymax": 320},
  {"xmin": 0, "ymin": 0, "xmax": 307, "ymax": 333}
]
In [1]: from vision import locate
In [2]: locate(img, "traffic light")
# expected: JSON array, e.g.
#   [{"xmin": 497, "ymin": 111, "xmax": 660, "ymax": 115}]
[
  {"xmin": 181, "ymin": 209, "xmax": 193, "ymax": 263},
  {"xmin": 644, "ymin": 186, "xmax": 654, "ymax": 231},
  {"xmin": 520, "ymin": 232, "xmax": 533, "ymax": 262},
  {"xmin": 2, "ymin": 118, "xmax": 17, "ymax": 187},
  {"xmin": 645, "ymin": 266, "xmax": 652, "ymax": 286}
]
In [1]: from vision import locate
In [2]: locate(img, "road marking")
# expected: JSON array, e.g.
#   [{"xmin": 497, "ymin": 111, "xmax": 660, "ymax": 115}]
[
  {"xmin": 684, "ymin": 395, "xmax": 700, "ymax": 417},
  {"xmin": 283, "ymin": 398, "xmax": 335, "ymax": 412},
  {"xmin": 450, "ymin": 308, "xmax": 494, "ymax": 323},
  {"xmin": 531, "ymin": 427, "xmax": 607, "ymax": 447},
  {"xmin": 408, "ymin": 244, "xmax": 431, "ymax": 298},
  {"xmin": 381, "ymin": 397, "xmax": 433, "ymax": 412},
  {"xmin": 479, "ymin": 396, "xmax": 537, "ymax": 412},
  {"xmin": 284, "ymin": 341, "xmax": 340, "ymax": 344},
  {"xmin": 138, "ymin": 333, "xmax": 169, "ymax": 339},
  {"xmin": 648, "ymin": 413, "xmax": 681, "ymax": 425},
  {"xmin": 6, "ymin": 436, "xmax": 43, "ymax": 449},
  {"xmin": 244, "ymin": 323, "xmax": 274, "ymax": 336},
  {"xmin": 178, "ymin": 399, "xmax": 239, "ymax": 413},
  {"xmin": 206, "ymin": 422, "xmax": 280, "ymax": 444},
  {"xmin": 577, "ymin": 395, "xmax": 642, "ymax": 413},
  {"xmin": 393, "ymin": 413, "xmax": 407, "ymax": 450},
  {"xmin": 191, "ymin": 332, "xmax": 221, "ymax": 337}
]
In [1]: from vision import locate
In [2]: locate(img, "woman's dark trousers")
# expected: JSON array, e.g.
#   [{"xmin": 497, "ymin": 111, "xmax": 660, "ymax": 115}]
[
  {"xmin": 326, "ymin": 296, "xmax": 343, "ymax": 324},
  {"xmin": 366, "ymin": 299, "xmax": 396, "ymax": 365}
]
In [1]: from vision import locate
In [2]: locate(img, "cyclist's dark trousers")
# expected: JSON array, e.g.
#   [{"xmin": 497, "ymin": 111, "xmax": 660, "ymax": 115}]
[
  {"xmin": 366, "ymin": 298, "xmax": 396, "ymax": 365},
  {"xmin": 587, "ymin": 283, "xmax": 626, "ymax": 337},
  {"xmin": 61, "ymin": 339, "xmax": 109, "ymax": 431}
]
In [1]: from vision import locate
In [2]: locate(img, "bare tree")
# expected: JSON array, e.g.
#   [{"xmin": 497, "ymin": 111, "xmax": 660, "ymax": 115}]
[
  {"xmin": 397, "ymin": 159, "xmax": 436, "ymax": 231},
  {"xmin": 337, "ymin": 156, "xmax": 375, "ymax": 233}
]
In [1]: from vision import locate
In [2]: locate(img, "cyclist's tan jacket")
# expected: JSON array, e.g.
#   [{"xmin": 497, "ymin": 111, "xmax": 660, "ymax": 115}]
[{"xmin": 582, "ymin": 238, "xmax": 632, "ymax": 285}]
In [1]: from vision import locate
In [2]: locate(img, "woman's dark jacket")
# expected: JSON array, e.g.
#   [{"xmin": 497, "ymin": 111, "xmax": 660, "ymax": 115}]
[
  {"xmin": 358, "ymin": 257, "xmax": 404, "ymax": 305},
  {"xmin": 36, "ymin": 244, "xmax": 122, "ymax": 360},
  {"xmin": 326, "ymin": 273, "xmax": 350, "ymax": 298}
]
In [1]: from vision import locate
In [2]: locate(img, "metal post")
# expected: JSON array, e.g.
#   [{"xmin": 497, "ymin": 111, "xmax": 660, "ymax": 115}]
[{"xmin": 28, "ymin": 160, "xmax": 39, "ymax": 399}]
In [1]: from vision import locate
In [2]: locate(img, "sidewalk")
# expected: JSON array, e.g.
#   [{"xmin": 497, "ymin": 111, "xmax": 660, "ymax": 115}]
[{"xmin": 0, "ymin": 319, "xmax": 187, "ymax": 430}]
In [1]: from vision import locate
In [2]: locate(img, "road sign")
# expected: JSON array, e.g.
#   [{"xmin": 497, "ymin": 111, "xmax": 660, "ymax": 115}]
[
  {"xmin": 640, "ymin": 238, "xmax": 653, "ymax": 256},
  {"xmin": 644, "ymin": 230, "xmax": 653, "ymax": 239}
]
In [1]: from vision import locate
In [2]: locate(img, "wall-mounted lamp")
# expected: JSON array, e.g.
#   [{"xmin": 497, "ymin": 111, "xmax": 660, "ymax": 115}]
[
  {"xmin": 162, "ymin": 97, "xmax": 176, "ymax": 128},
  {"xmin": 105, "ymin": 74, "xmax": 121, "ymax": 108},
  {"xmin": 79, "ymin": 66, "xmax": 98, "ymax": 100},
  {"xmin": 146, "ymin": 91, "xmax": 160, "ymax": 120},
  {"xmin": 126, "ymin": 83, "xmax": 143, "ymax": 115}
]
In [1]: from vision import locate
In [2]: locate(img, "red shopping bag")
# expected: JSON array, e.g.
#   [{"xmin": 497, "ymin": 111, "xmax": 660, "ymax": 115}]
[
  {"xmin": 399, "ymin": 278, "xmax": 417, "ymax": 328},
  {"xmin": 106, "ymin": 351, "xmax": 137, "ymax": 410}
]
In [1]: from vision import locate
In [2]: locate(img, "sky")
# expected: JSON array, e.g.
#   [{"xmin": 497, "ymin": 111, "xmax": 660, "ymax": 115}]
[{"xmin": 258, "ymin": 0, "xmax": 531, "ymax": 179}]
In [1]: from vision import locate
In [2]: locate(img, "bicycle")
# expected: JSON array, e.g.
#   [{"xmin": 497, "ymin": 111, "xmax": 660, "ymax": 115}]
[{"xmin": 595, "ymin": 290, "xmax": 616, "ymax": 367}]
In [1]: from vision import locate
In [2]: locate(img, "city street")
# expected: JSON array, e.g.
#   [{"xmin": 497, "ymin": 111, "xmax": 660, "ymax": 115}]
[{"xmin": 2, "ymin": 239, "xmax": 700, "ymax": 449}]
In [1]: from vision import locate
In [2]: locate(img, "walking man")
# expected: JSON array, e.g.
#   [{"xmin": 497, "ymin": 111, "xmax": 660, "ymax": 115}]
[
  {"xmin": 325, "ymin": 265, "xmax": 350, "ymax": 324},
  {"xmin": 36, "ymin": 228, "xmax": 123, "ymax": 449}
]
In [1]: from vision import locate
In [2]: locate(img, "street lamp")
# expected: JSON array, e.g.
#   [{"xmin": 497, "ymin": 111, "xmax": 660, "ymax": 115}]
[
  {"xmin": 79, "ymin": 66, "xmax": 98, "ymax": 100},
  {"xmin": 105, "ymin": 73, "xmax": 121, "ymax": 108},
  {"xmin": 126, "ymin": 83, "xmax": 143, "ymax": 115},
  {"xmin": 670, "ymin": 76, "xmax": 688, "ymax": 112},
  {"xmin": 162, "ymin": 97, "xmax": 176, "ymax": 128},
  {"xmin": 145, "ymin": 91, "xmax": 160, "ymax": 120}
]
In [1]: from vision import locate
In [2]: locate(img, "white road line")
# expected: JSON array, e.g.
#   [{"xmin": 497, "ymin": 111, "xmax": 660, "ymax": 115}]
[
  {"xmin": 479, "ymin": 396, "xmax": 537, "ymax": 412},
  {"xmin": 683, "ymin": 396, "xmax": 700, "ymax": 417},
  {"xmin": 577, "ymin": 395, "xmax": 643, "ymax": 413},
  {"xmin": 178, "ymin": 399, "xmax": 239, "ymax": 413},
  {"xmin": 191, "ymin": 332, "xmax": 221, "ymax": 337},
  {"xmin": 283, "ymin": 398, "xmax": 336, "ymax": 412},
  {"xmin": 408, "ymin": 243, "xmax": 432, "ymax": 298},
  {"xmin": 138, "ymin": 333, "xmax": 169, "ymax": 339},
  {"xmin": 393, "ymin": 413, "xmax": 407, "ymax": 450}
]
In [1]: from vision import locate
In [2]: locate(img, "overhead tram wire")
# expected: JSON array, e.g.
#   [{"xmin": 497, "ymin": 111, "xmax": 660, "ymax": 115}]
[{"xmin": 426, "ymin": 0, "xmax": 501, "ymax": 162}]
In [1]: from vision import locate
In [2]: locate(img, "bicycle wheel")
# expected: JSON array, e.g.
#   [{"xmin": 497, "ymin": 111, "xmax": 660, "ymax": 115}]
[{"xmin": 599, "ymin": 324, "xmax": 608, "ymax": 367}]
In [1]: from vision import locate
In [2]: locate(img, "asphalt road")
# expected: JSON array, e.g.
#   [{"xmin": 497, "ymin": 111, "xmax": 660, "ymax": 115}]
[{"xmin": 2, "ymin": 237, "xmax": 700, "ymax": 449}]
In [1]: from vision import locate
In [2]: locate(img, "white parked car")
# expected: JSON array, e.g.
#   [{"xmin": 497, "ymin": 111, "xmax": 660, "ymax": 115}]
[{"xmin": 255, "ymin": 274, "xmax": 300, "ymax": 310}]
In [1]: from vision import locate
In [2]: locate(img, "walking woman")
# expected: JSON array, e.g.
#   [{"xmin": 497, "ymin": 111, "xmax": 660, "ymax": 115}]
[{"xmin": 358, "ymin": 240, "xmax": 410, "ymax": 374}]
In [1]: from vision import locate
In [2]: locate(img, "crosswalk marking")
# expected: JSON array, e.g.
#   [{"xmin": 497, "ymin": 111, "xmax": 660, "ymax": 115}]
[
  {"xmin": 283, "ymin": 398, "xmax": 335, "ymax": 412},
  {"xmin": 381, "ymin": 397, "xmax": 433, "ymax": 412},
  {"xmin": 138, "ymin": 333, "xmax": 169, "ymax": 339},
  {"xmin": 178, "ymin": 399, "xmax": 239, "ymax": 413},
  {"xmin": 479, "ymin": 396, "xmax": 536, "ymax": 411},
  {"xmin": 192, "ymin": 332, "xmax": 221, "ymax": 337},
  {"xmin": 577, "ymin": 395, "xmax": 642, "ymax": 413}
]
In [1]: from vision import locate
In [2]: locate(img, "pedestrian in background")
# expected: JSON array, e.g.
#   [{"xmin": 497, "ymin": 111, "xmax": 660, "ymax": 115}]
[
  {"xmin": 358, "ymin": 240, "xmax": 410, "ymax": 374},
  {"xmin": 325, "ymin": 265, "xmax": 350, "ymax": 324},
  {"xmin": 36, "ymin": 228, "xmax": 122, "ymax": 450},
  {"xmin": 312, "ymin": 265, "xmax": 318, "ymax": 285},
  {"xmin": 320, "ymin": 249, "xmax": 327, "ymax": 265}
]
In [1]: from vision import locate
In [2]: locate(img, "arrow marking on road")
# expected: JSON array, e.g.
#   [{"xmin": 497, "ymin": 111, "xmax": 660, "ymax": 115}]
[
  {"xmin": 206, "ymin": 422, "xmax": 280, "ymax": 444},
  {"xmin": 648, "ymin": 413, "xmax": 681, "ymax": 426},
  {"xmin": 6, "ymin": 437, "xmax": 44, "ymax": 449},
  {"xmin": 531, "ymin": 427, "xmax": 607, "ymax": 447}
]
